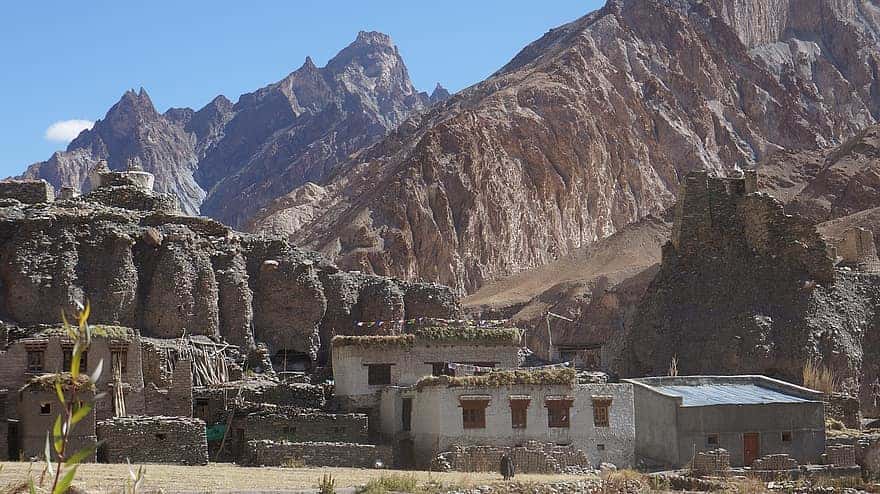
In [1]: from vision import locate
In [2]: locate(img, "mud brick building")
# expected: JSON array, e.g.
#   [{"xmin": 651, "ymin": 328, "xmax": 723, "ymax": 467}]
[
  {"xmin": 17, "ymin": 374, "xmax": 97, "ymax": 462},
  {"xmin": 331, "ymin": 327, "xmax": 524, "ymax": 410},
  {"xmin": 627, "ymin": 375, "xmax": 826, "ymax": 467},
  {"xmin": 377, "ymin": 368, "xmax": 635, "ymax": 468},
  {"xmin": 97, "ymin": 416, "xmax": 208, "ymax": 465}
]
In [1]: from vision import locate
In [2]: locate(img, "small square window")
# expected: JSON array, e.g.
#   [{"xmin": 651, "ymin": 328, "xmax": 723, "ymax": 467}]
[
  {"xmin": 782, "ymin": 432, "xmax": 792, "ymax": 442},
  {"xmin": 154, "ymin": 433, "xmax": 167, "ymax": 441},
  {"xmin": 592, "ymin": 398, "xmax": 612, "ymax": 427},
  {"xmin": 597, "ymin": 444, "xmax": 606, "ymax": 451},
  {"xmin": 27, "ymin": 350, "xmax": 44, "ymax": 373},
  {"xmin": 39, "ymin": 403, "xmax": 51, "ymax": 415},
  {"xmin": 367, "ymin": 364, "xmax": 392, "ymax": 385},
  {"xmin": 707, "ymin": 434, "xmax": 719, "ymax": 446}
]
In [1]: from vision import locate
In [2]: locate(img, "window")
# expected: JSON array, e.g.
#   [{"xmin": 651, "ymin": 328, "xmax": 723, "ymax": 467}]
[
  {"xmin": 26, "ymin": 350, "xmax": 44, "ymax": 373},
  {"xmin": 781, "ymin": 432, "xmax": 792, "ymax": 442},
  {"xmin": 546, "ymin": 398, "xmax": 573, "ymax": 428},
  {"xmin": 62, "ymin": 348, "xmax": 87, "ymax": 373},
  {"xmin": 592, "ymin": 397, "xmax": 612, "ymax": 427},
  {"xmin": 111, "ymin": 348, "xmax": 128, "ymax": 376},
  {"xmin": 597, "ymin": 444, "xmax": 606, "ymax": 451},
  {"xmin": 283, "ymin": 426, "xmax": 296, "ymax": 435},
  {"xmin": 460, "ymin": 397, "xmax": 490, "ymax": 429},
  {"xmin": 194, "ymin": 398, "xmax": 210, "ymax": 419},
  {"xmin": 708, "ymin": 434, "xmax": 719, "ymax": 446},
  {"xmin": 509, "ymin": 397, "xmax": 530, "ymax": 429},
  {"xmin": 39, "ymin": 403, "xmax": 51, "ymax": 415},
  {"xmin": 367, "ymin": 364, "xmax": 392, "ymax": 385},
  {"xmin": 154, "ymin": 433, "xmax": 167, "ymax": 441},
  {"xmin": 430, "ymin": 362, "xmax": 453, "ymax": 377}
]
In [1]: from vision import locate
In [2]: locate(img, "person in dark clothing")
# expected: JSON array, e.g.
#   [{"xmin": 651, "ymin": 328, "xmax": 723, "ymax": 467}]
[{"xmin": 500, "ymin": 453, "xmax": 515, "ymax": 480}]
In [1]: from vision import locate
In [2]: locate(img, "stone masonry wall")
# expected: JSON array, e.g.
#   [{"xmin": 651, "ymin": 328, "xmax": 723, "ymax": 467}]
[
  {"xmin": 244, "ymin": 409, "xmax": 367, "ymax": 443},
  {"xmin": 97, "ymin": 416, "xmax": 208, "ymax": 465},
  {"xmin": 0, "ymin": 180, "xmax": 54, "ymax": 204},
  {"xmin": 825, "ymin": 393, "xmax": 862, "ymax": 430},
  {"xmin": 691, "ymin": 448, "xmax": 731, "ymax": 477},
  {"xmin": 145, "ymin": 359, "xmax": 192, "ymax": 417},
  {"xmin": 432, "ymin": 442, "xmax": 591, "ymax": 474},
  {"xmin": 243, "ymin": 440, "xmax": 392, "ymax": 468},
  {"xmin": 823, "ymin": 445, "xmax": 858, "ymax": 467}
]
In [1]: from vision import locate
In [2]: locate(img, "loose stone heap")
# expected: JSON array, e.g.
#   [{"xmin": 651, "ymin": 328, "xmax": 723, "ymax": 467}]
[
  {"xmin": 751, "ymin": 454, "xmax": 799, "ymax": 471},
  {"xmin": 432, "ymin": 442, "xmax": 592, "ymax": 474},
  {"xmin": 97, "ymin": 416, "xmax": 208, "ymax": 465},
  {"xmin": 691, "ymin": 448, "xmax": 731, "ymax": 477}
]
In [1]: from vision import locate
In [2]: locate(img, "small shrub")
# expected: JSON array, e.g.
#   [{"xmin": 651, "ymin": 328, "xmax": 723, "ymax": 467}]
[
  {"xmin": 668, "ymin": 355, "xmax": 679, "ymax": 377},
  {"xmin": 281, "ymin": 457, "xmax": 305, "ymax": 468},
  {"xmin": 317, "ymin": 473, "xmax": 336, "ymax": 494},
  {"xmin": 803, "ymin": 360, "xmax": 838, "ymax": 394},
  {"xmin": 356, "ymin": 474, "xmax": 418, "ymax": 494}
]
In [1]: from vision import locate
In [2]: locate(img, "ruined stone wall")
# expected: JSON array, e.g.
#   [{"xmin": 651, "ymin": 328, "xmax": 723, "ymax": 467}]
[
  {"xmin": 145, "ymin": 359, "xmax": 192, "ymax": 417},
  {"xmin": 243, "ymin": 440, "xmax": 392, "ymax": 468},
  {"xmin": 823, "ymin": 445, "xmax": 857, "ymax": 467},
  {"xmin": 834, "ymin": 227, "xmax": 879, "ymax": 267},
  {"xmin": 0, "ymin": 180, "xmax": 54, "ymax": 204},
  {"xmin": 691, "ymin": 448, "xmax": 731, "ymax": 477},
  {"xmin": 825, "ymin": 393, "xmax": 862, "ymax": 430},
  {"xmin": 97, "ymin": 416, "xmax": 207, "ymax": 465},
  {"xmin": 244, "ymin": 409, "xmax": 368, "ymax": 443},
  {"xmin": 432, "ymin": 442, "xmax": 591, "ymax": 474}
]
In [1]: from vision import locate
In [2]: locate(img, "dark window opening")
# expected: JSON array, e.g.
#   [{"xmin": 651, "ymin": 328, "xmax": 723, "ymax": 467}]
[
  {"xmin": 194, "ymin": 398, "xmax": 210, "ymax": 420},
  {"xmin": 402, "ymin": 398, "xmax": 412, "ymax": 432},
  {"xmin": 39, "ymin": 403, "xmax": 51, "ymax": 415},
  {"xmin": 62, "ymin": 349, "xmax": 87, "ymax": 373},
  {"xmin": 271, "ymin": 349, "xmax": 312, "ymax": 373},
  {"xmin": 27, "ymin": 350, "xmax": 44, "ymax": 373},
  {"xmin": 461, "ymin": 399, "xmax": 489, "ymax": 429},
  {"xmin": 597, "ymin": 444, "xmax": 606, "ymax": 451},
  {"xmin": 592, "ymin": 398, "xmax": 612, "ymax": 427},
  {"xmin": 430, "ymin": 362, "xmax": 454, "ymax": 377},
  {"xmin": 708, "ymin": 434, "xmax": 719, "ymax": 446},
  {"xmin": 547, "ymin": 399, "xmax": 573, "ymax": 428},
  {"xmin": 154, "ymin": 433, "xmax": 167, "ymax": 441},
  {"xmin": 367, "ymin": 364, "xmax": 392, "ymax": 385},
  {"xmin": 510, "ymin": 399, "xmax": 530, "ymax": 429},
  {"xmin": 782, "ymin": 432, "xmax": 792, "ymax": 442},
  {"xmin": 283, "ymin": 426, "xmax": 296, "ymax": 435}
]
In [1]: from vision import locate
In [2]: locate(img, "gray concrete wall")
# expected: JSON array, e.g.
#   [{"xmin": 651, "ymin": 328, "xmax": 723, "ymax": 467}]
[
  {"xmin": 397, "ymin": 383, "xmax": 634, "ymax": 468},
  {"xmin": 676, "ymin": 402, "xmax": 826, "ymax": 466},
  {"xmin": 628, "ymin": 380, "xmax": 680, "ymax": 465}
]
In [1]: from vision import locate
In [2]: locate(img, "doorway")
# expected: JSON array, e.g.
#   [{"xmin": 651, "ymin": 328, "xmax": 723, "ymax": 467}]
[
  {"xmin": 7, "ymin": 420, "xmax": 18, "ymax": 460},
  {"xmin": 743, "ymin": 432, "xmax": 760, "ymax": 466},
  {"xmin": 401, "ymin": 398, "xmax": 412, "ymax": 432}
]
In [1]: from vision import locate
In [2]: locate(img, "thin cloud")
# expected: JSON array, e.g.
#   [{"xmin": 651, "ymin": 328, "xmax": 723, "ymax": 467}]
[{"xmin": 45, "ymin": 119, "xmax": 94, "ymax": 143}]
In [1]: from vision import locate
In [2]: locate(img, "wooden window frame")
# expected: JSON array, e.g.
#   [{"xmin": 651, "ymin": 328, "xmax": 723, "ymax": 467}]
[
  {"xmin": 62, "ymin": 346, "xmax": 87, "ymax": 373},
  {"xmin": 367, "ymin": 363, "xmax": 393, "ymax": 385},
  {"xmin": 781, "ymin": 431, "xmax": 792, "ymax": 443},
  {"xmin": 460, "ymin": 397, "xmax": 490, "ymax": 429},
  {"xmin": 546, "ymin": 398, "xmax": 574, "ymax": 428},
  {"xmin": 707, "ymin": 434, "xmax": 720, "ymax": 446},
  {"xmin": 509, "ymin": 397, "xmax": 530, "ymax": 429},
  {"xmin": 592, "ymin": 397, "xmax": 612, "ymax": 427},
  {"xmin": 26, "ymin": 349, "xmax": 45, "ymax": 373}
]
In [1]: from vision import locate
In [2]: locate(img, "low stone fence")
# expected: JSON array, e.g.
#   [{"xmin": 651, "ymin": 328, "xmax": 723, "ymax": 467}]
[
  {"xmin": 432, "ymin": 442, "xmax": 591, "ymax": 474},
  {"xmin": 97, "ymin": 416, "xmax": 208, "ymax": 465},
  {"xmin": 751, "ymin": 454, "xmax": 799, "ymax": 471},
  {"xmin": 243, "ymin": 440, "xmax": 392, "ymax": 468},
  {"xmin": 0, "ymin": 180, "xmax": 54, "ymax": 204},
  {"xmin": 244, "ymin": 409, "xmax": 368, "ymax": 443},
  {"xmin": 691, "ymin": 448, "xmax": 731, "ymax": 477}
]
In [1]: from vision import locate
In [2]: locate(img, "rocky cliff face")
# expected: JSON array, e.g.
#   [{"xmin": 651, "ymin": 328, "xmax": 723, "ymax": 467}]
[
  {"xmin": 0, "ymin": 182, "xmax": 459, "ymax": 367},
  {"xmin": 622, "ymin": 171, "xmax": 880, "ymax": 416},
  {"xmin": 256, "ymin": 0, "xmax": 880, "ymax": 294},
  {"xmin": 20, "ymin": 32, "xmax": 444, "ymax": 225}
]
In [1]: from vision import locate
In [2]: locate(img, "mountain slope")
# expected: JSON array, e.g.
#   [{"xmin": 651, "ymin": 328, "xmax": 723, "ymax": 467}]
[
  {"xmin": 20, "ymin": 32, "xmax": 442, "ymax": 222},
  {"xmin": 261, "ymin": 0, "xmax": 880, "ymax": 294}
]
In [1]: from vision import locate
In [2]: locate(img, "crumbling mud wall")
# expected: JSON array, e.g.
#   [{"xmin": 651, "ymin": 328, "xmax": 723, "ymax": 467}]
[
  {"xmin": 243, "ymin": 440, "xmax": 392, "ymax": 468},
  {"xmin": 97, "ymin": 416, "xmax": 208, "ymax": 465},
  {"xmin": 623, "ymin": 171, "xmax": 880, "ymax": 413},
  {"xmin": 0, "ymin": 184, "xmax": 461, "ymax": 366}
]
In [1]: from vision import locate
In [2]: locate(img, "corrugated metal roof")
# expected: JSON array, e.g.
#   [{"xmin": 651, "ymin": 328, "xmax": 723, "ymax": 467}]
[{"xmin": 653, "ymin": 384, "xmax": 814, "ymax": 407}]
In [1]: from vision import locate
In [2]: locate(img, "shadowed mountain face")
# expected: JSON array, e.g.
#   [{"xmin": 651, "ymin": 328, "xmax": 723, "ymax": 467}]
[
  {"xmin": 250, "ymin": 0, "xmax": 880, "ymax": 294},
  {"xmin": 20, "ymin": 32, "xmax": 446, "ymax": 219}
]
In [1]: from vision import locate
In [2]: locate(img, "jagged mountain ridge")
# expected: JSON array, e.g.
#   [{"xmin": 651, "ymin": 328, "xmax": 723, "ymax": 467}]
[
  {"xmin": 20, "ymin": 32, "xmax": 450, "ymax": 220},
  {"xmin": 254, "ymin": 0, "xmax": 880, "ymax": 294}
]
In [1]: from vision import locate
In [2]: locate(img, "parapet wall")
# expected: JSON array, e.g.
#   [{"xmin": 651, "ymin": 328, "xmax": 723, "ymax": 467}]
[
  {"xmin": 0, "ymin": 180, "xmax": 54, "ymax": 204},
  {"xmin": 97, "ymin": 416, "xmax": 208, "ymax": 465},
  {"xmin": 243, "ymin": 440, "xmax": 392, "ymax": 468}
]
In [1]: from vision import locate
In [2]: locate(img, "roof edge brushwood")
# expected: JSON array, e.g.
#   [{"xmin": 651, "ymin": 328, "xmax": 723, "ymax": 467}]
[
  {"xmin": 415, "ymin": 368, "xmax": 577, "ymax": 390},
  {"xmin": 331, "ymin": 326, "xmax": 522, "ymax": 349}
]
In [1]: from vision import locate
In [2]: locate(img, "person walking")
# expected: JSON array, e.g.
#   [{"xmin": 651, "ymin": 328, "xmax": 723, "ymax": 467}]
[{"xmin": 500, "ymin": 452, "xmax": 515, "ymax": 480}]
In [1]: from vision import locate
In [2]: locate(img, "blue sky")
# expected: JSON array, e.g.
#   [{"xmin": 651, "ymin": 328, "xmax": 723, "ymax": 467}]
[{"xmin": 0, "ymin": 1, "xmax": 604, "ymax": 177}]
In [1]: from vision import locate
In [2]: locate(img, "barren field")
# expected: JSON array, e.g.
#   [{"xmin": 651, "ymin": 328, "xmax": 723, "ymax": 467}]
[{"xmin": 0, "ymin": 462, "xmax": 587, "ymax": 493}]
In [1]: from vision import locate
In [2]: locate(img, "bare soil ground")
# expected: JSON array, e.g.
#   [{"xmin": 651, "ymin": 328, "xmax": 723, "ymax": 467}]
[{"xmin": 0, "ymin": 462, "xmax": 587, "ymax": 493}]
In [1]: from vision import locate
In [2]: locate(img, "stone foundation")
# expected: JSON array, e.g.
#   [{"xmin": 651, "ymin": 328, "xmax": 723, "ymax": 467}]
[
  {"xmin": 243, "ymin": 440, "xmax": 391, "ymax": 468},
  {"xmin": 0, "ymin": 180, "xmax": 54, "ymax": 204},
  {"xmin": 432, "ymin": 442, "xmax": 591, "ymax": 474},
  {"xmin": 97, "ymin": 416, "xmax": 208, "ymax": 465}
]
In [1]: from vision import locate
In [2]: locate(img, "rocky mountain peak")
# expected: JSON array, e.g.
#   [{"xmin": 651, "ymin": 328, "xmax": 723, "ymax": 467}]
[{"xmin": 429, "ymin": 83, "xmax": 451, "ymax": 103}]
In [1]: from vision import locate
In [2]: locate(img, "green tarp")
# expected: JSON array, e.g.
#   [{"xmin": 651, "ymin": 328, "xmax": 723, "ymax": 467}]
[{"xmin": 206, "ymin": 424, "xmax": 227, "ymax": 442}]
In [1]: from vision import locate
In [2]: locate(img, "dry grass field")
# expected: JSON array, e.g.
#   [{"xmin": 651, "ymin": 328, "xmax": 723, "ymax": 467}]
[{"xmin": 0, "ymin": 462, "xmax": 588, "ymax": 493}]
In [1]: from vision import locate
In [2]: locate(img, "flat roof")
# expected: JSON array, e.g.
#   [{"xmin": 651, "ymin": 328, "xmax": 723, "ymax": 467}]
[{"xmin": 651, "ymin": 383, "xmax": 813, "ymax": 407}]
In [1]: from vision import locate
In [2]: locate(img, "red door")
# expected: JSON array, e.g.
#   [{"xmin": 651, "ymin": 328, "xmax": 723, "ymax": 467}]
[{"xmin": 743, "ymin": 433, "xmax": 760, "ymax": 466}]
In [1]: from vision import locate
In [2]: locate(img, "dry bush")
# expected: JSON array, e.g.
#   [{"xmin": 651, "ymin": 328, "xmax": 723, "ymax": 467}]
[
  {"xmin": 725, "ymin": 477, "xmax": 769, "ymax": 494},
  {"xmin": 803, "ymin": 360, "xmax": 838, "ymax": 394},
  {"xmin": 356, "ymin": 474, "xmax": 418, "ymax": 494}
]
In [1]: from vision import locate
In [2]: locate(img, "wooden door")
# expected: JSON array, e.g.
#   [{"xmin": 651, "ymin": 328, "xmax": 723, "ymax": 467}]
[{"xmin": 743, "ymin": 433, "xmax": 760, "ymax": 466}]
